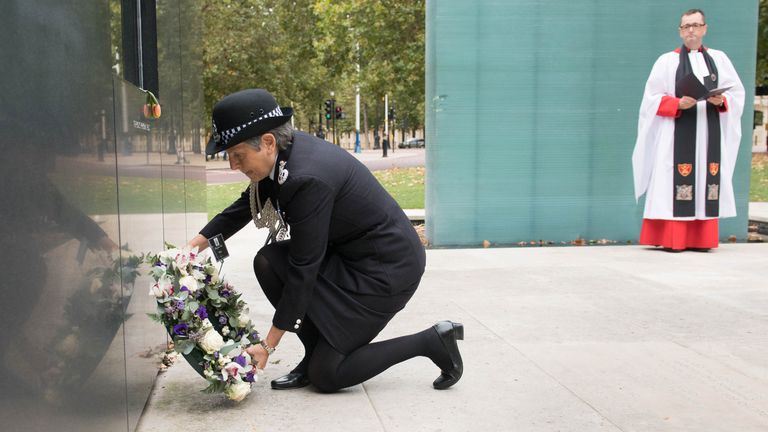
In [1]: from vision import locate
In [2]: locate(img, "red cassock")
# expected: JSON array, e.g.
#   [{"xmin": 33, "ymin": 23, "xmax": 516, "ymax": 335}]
[{"xmin": 639, "ymin": 218, "xmax": 719, "ymax": 250}]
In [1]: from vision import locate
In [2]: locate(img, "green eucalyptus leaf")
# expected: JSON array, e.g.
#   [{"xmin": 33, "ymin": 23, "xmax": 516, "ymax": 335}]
[
  {"xmin": 206, "ymin": 287, "xmax": 220, "ymax": 300},
  {"xmin": 219, "ymin": 341, "xmax": 237, "ymax": 356}
]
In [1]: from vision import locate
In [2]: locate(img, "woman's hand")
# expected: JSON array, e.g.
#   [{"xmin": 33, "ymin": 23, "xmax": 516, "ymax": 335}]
[
  {"xmin": 246, "ymin": 344, "xmax": 269, "ymax": 370},
  {"xmin": 245, "ymin": 326, "xmax": 285, "ymax": 370},
  {"xmin": 187, "ymin": 234, "xmax": 209, "ymax": 252},
  {"xmin": 94, "ymin": 235, "xmax": 118, "ymax": 253}
]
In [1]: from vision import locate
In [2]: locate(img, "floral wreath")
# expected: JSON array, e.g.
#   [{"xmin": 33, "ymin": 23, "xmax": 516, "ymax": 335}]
[{"xmin": 145, "ymin": 244, "xmax": 261, "ymax": 401}]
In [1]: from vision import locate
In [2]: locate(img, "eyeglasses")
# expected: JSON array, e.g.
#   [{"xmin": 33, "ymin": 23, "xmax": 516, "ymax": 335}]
[{"xmin": 679, "ymin": 23, "xmax": 706, "ymax": 31}]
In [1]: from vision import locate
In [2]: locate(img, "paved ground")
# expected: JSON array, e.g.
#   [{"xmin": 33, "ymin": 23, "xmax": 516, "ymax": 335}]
[
  {"xmin": 136, "ymin": 221, "xmax": 768, "ymax": 432},
  {"xmin": 135, "ymin": 148, "xmax": 768, "ymax": 431}
]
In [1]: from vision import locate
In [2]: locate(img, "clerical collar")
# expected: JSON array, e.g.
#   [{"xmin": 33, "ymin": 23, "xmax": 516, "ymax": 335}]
[{"xmin": 675, "ymin": 46, "xmax": 707, "ymax": 54}]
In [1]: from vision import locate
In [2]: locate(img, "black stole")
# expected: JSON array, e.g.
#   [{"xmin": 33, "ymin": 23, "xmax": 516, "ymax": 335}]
[{"xmin": 673, "ymin": 44, "xmax": 721, "ymax": 217}]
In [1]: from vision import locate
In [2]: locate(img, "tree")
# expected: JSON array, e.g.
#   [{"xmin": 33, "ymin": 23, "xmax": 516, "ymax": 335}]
[
  {"xmin": 201, "ymin": 0, "xmax": 425, "ymax": 138},
  {"xmin": 757, "ymin": 0, "xmax": 768, "ymax": 86},
  {"xmin": 313, "ymin": 0, "xmax": 425, "ymax": 135}
]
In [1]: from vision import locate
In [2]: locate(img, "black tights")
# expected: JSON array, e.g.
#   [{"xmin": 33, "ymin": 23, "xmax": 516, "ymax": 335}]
[{"xmin": 253, "ymin": 251, "xmax": 451, "ymax": 392}]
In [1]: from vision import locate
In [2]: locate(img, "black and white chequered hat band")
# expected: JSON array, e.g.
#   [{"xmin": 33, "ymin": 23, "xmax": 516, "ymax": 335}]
[
  {"xmin": 216, "ymin": 106, "xmax": 284, "ymax": 146},
  {"xmin": 206, "ymin": 89, "xmax": 293, "ymax": 155}
]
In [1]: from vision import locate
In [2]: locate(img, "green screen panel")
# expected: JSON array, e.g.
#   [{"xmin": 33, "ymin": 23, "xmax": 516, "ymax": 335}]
[{"xmin": 426, "ymin": 0, "xmax": 758, "ymax": 247}]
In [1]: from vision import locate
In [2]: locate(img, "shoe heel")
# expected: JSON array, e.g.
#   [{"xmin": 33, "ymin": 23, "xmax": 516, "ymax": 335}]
[{"xmin": 452, "ymin": 323, "xmax": 464, "ymax": 340}]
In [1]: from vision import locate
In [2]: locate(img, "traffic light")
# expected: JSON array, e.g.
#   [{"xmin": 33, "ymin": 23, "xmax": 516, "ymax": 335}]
[
  {"xmin": 388, "ymin": 106, "xmax": 395, "ymax": 120},
  {"xmin": 324, "ymin": 99, "xmax": 333, "ymax": 120},
  {"xmin": 335, "ymin": 106, "xmax": 344, "ymax": 119}
]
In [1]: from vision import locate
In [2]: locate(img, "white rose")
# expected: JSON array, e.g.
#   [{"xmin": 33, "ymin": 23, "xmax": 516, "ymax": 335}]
[
  {"xmin": 237, "ymin": 311, "xmax": 251, "ymax": 326},
  {"xmin": 224, "ymin": 380, "xmax": 251, "ymax": 402},
  {"xmin": 89, "ymin": 279, "xmax": 103, "ymax": 294},
  {"xmin": 57, "ymin": 334, "xmax": 79, "ymax": 358},
  {"xmin": 198, "ymin": 328, "xmax": 225, "ymax": 354},
  {"xmin": 179, "ymin": 275, "xmax": 199, "ymax": 293}
]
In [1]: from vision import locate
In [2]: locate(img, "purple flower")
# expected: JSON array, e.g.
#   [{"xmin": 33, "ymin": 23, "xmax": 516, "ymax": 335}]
[
  {"xmin": 245, "ymin": 370, "xmax": 256, "ymax": 383},
  {"xmin": 234, "ymin": 355, "xmax": 247, "ymax": 367},
  {"xmin": 180, "ymin": 286, "xmax": 190, "ymax": 293},
  {"xmin": 218, "ymin": 315, "xmax": 228, "ymax": 325},
  {"xmin": 195, "ymin": 305, "xmax": 208, "ymax": 320},
  {"xmin": 214, "ymin": 352, "xmax": 219, "ymax": 359},
  {"xmin": 204, "ymin": 275, "xmax": 212, "ymax": 283},
  {"xmin": 174, "ymin": 300, "xmax": 185, "ymax": 311},
  {"xmin": 173, "ymin": 323, "xmax": 188, "ymax": 336}
]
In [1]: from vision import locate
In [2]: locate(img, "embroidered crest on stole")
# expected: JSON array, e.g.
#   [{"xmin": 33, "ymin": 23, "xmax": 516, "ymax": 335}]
[
  {"xmin": 709, "ymin": 162, "xmax": 719, "ymax": 176},
  {"xmin": 677, "ymin": 163, "xmax": 692, "ymax": 177},
  {"xmin": 676, "ymin": 184, "xmax": 693, "ymax": 201},
  {"xmin": 707, "ymin": 184, "xmax": 719, "ymax": 200}
]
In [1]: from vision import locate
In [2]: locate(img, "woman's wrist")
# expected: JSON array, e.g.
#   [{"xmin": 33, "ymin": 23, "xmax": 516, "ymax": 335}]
[{"xmin": 259, "ymin": 339, "xmax": 276, "ymax": 355}]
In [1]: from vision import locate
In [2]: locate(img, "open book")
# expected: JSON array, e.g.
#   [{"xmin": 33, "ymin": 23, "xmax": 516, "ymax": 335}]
[{"xmin": 676, "ymin": 73, "xmax": 731, "ymax": 101}]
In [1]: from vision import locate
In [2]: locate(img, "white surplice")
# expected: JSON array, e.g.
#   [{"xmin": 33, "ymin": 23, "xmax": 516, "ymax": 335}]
[{"xmin": 632, "ymin": 48, "xmax": 745, "ymax": 220}]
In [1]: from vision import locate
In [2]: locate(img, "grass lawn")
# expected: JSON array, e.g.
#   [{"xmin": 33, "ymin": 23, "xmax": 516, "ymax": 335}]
[
  {"xmin": 207, "ymin": 181, "xmax": 250, "ymax": 220},
  {"xmin": 372, "ymin": 166, "xmax": 425, "ymax": 209},
  {"xmin": 55, "ymin": 174, "xmax": 206, "ymax": 214},
  {"xmin": 207, "ymin": 166, "xmax": 426, "ymax": 220},
  {"xmin": 751, "ymin": 153, "xmax": 768, "ymax": 202},
  {"xmin": 53, "ymin": 157, "xmax": 766, "ymax": 221}
]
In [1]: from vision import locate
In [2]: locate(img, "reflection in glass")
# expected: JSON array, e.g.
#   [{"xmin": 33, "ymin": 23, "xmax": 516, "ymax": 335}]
[{"xmin": 0, "ymin": 1, "xmax": 204, "ymax": 431}]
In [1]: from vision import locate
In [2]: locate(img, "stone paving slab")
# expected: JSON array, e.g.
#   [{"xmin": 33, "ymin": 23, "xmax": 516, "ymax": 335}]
[{"xmin": 136, "ymin": 224, "xmax": 768, "ymax": 432}]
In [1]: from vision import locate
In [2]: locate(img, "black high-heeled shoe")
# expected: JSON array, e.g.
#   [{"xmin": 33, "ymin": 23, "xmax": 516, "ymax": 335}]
[{"xmin": 432, "ymin": 320, "xmax": 464, "ymax": 390}]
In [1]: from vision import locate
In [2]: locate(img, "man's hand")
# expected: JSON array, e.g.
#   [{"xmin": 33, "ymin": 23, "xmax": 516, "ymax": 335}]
[
  {"xmin": 706, "ymin": 95, "xmax": 724, "ymax": 107},
  {"xmin": 678, "ymin": 96, "xmax": 697, "ymax": 110}
]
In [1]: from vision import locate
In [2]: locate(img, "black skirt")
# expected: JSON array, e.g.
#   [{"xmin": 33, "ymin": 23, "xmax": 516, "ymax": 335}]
[{"xmin": 257, "ymin": 240, "xmax": 421, "ymax": 354}]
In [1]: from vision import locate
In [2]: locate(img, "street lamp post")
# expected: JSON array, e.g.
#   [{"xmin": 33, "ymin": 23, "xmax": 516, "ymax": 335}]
[
  {"xmin": 384, "ymin": 94, "xmax": 388, "ymax": 158},
  {"xmin": 355, "ymin": 86, "xmax": 361, "ymax": 153},
  {"xmin": 330, "ymin": 91, "xmax": 336, "ymax": 146}
]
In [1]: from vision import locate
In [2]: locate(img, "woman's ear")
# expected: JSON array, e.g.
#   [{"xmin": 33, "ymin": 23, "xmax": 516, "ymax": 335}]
[{"xmin": 261, "ymin": 133, "xmax": 277, "ymax": 151}]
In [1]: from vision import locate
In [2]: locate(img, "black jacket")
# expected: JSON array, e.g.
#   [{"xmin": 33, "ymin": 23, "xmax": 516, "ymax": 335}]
[{"xmin": 201, "ymin": 131, "xmax": 426, "ymax": 353}]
